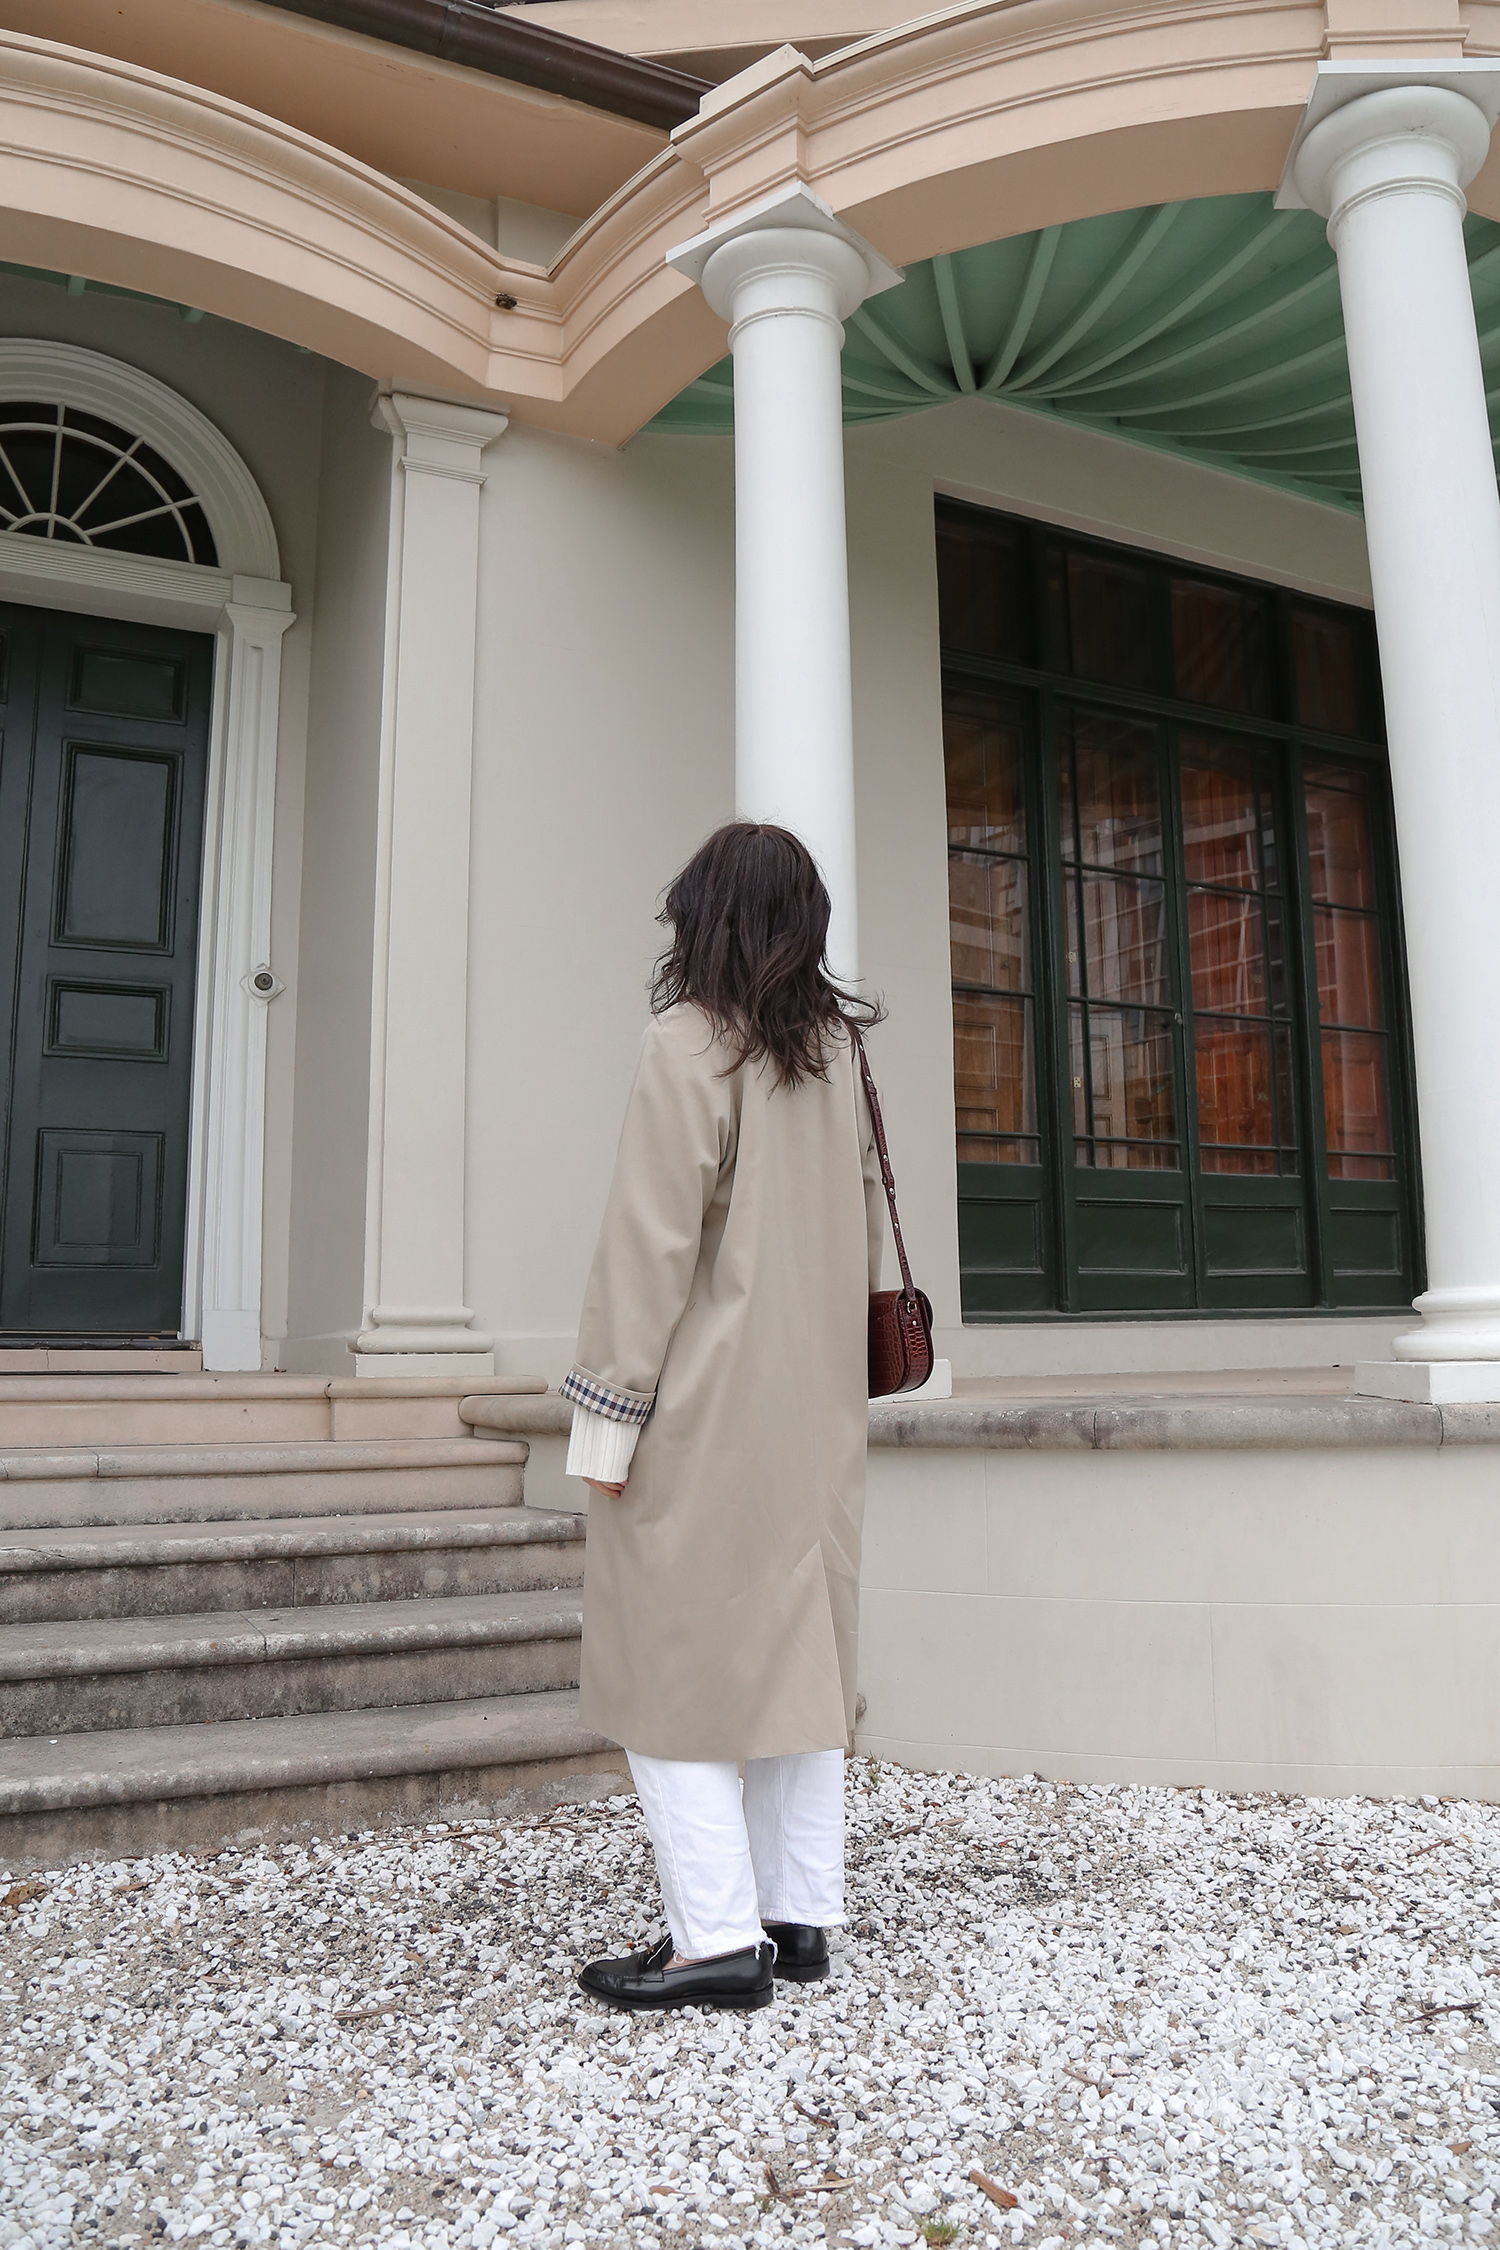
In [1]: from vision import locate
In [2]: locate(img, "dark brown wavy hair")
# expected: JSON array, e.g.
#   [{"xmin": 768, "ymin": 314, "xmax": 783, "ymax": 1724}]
[{"xmin": 650, "ymin": 822, "xmax": 882, "ymax": 1089}]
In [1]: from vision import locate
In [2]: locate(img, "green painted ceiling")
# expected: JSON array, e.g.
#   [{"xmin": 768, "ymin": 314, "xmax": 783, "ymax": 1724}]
[{"xmin": 649, "ymin": 191, "xmax": 1500, "ymax": 512}]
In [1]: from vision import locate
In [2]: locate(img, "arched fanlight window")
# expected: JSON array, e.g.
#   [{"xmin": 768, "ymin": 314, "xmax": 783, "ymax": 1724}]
[{"xmin": 0, "ymin": 401, "xmax": 219, "ymax": 566}]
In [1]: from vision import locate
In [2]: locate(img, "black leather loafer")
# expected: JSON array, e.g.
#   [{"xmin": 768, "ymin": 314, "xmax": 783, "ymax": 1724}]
[
  {"xmin": 578, "ymin": 1934, "xmax": 775, "ymax": 2012},
  {"xmin": 764, "ymin": 1922, "xmax": 830, "ymax": 1982}
]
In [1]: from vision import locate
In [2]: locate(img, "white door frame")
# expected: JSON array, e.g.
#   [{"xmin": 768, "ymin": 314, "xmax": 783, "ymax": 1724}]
[{"xmin": 0, "ymin": 339, "xmax": 293, "ymax": 1367}]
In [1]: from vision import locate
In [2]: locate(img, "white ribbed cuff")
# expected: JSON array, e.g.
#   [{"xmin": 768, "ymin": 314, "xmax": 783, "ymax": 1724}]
[{"xmin": 565, "ymin": 1403, "xmax": 641, "ymax": 1484}]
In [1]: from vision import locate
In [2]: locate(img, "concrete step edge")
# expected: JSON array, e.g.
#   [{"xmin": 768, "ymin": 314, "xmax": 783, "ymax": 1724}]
[
  {"xmin": 0, "ymin": 1376, "xmax": 548, "ymax": 1401},
  {"xmin": 0, "ymin": 1590, "xmax": 585, "ymax": 1682},
  {"xmin": 0, "ymin": 1505, "xmax": 584, "ymax": 1574},
  {"xmin": 463, "ymin": 1393, "xmax": 571, "ymax": 1438},
  {"xmin": 0, "ymin": 1437, "xmax": 528, "ymax": 1481},
  {"xmin": 0, "ymin": 1689, "xmax": 615, "ymax": 1814}
]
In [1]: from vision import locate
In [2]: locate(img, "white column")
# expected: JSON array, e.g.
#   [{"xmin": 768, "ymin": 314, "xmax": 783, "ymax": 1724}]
[
  {"xmin": 1286, "ymin": 70, "xmax": 1500, "ymax": 1400},
  {"xmin": 669, "ymin": 190, "xmax": 900, "ymax": 984},
  {"xmin": 355, "ymin": 393, "xmax": 506, "ymax": 1377},
  {"xmin": 197, "ymin": 579, "xmax": 294, "ymax": 1372}
]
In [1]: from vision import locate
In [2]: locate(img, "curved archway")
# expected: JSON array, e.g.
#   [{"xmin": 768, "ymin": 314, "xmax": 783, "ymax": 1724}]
[{"xmin": 0, "ymin": 340, "xmax": 280, "ymax": 580}]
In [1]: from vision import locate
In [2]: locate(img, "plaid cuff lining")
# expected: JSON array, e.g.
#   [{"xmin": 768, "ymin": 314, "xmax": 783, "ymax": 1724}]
[{"xmin": 560, "ymin": 1367, "xmax": 654, "ymax": 1426}]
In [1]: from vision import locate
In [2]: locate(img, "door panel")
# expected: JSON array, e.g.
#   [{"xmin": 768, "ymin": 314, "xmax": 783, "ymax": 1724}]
[
  {"xmin": 1073, "ymin": 1174, "xmax": 1192, "ymax": 1312},
  {"xmin": 0, "ymin": 606, "xmax": 212, "ymax": 1334},
  {"xmin": 56, "ymin": 746, "xmax": 178, "ymax": 948}
]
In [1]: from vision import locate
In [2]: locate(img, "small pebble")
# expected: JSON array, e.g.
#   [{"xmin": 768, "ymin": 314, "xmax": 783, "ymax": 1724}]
[{"xmin": 0, "ymin": 1764, "xmax": 1497, "ymax": 2247}]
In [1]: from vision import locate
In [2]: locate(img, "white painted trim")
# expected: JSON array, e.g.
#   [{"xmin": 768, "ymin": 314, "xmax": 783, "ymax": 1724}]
[
  {"xmin": 194, "ymin": 594, "xmax": 295, "ymax": 1371},
  {"xmin": 0, "ymin": 341, "xmax": 291, "ymax": 1367},
  {"xmin": 355, "ymin": 390, "xmax": 504, "ymax": 1373}
]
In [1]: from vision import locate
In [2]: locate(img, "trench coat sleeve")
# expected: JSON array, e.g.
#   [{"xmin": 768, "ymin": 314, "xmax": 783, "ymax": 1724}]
[{"xmin": 562, "ymin": 1012, "xmax": 735, "ymax": 1423}]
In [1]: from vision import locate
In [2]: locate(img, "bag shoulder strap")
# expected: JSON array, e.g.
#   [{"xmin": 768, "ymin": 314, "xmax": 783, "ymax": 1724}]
[{"xmin": 849, "ymin": 1023, "xmax": 918, "ymax": 1307}]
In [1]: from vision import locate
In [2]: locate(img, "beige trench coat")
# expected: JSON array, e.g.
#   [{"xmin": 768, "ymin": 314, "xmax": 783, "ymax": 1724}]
[{"xmin": 569, "ymin": 1002, "xmax": 883, "ymax": 1762}]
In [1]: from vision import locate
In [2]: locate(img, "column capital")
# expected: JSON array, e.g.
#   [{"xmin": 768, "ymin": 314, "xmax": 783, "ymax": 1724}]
[
  {"xmin": 1278, "ymin": 61, "xmax": 1500, "ymax": 222},
  {"xmin": 373, "ymin": 391, "xmax": 509, "ymax": 483},
  {"xmin": 667, "ymin": 182, "xmax": 901, "ymax": 328}
]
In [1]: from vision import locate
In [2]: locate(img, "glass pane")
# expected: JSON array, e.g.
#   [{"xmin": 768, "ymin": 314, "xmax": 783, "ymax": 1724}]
[
  {"xmin": 1201, "ymin": 1145, "xmax": 1278, "ymax": 1175},
  {"xmin": 950, "ymin": 852, "xmax": 1029, "ymax": 994},
  {"xmin": 1062, "ymin": 710, "xmax": 1163, "ymax": 875},
  {"xmin": 1079, "ymin": 872, "xmax": 1170, "ymax": 1005},
  {"xmin": 1304, "ymin": 764, "xmax": 1376, "ymax": 908},
  {"xmin": 1195, "ymin": 1019, "xmax": 1276, "ymax": 1157},
  {"xmin": 1090, "ymin": 1141, "xmax": 1183, "ymax": 1171},
  {"xmin": 1171, "ymin": 577, "xmax": 1273, "ymax": 715},
  {"xmin": 944, "ymin": 694, "xmax": 1026, "ymax": 855},
  {"xmin": 1075, "ymin": 1002, "xmax": 1179, "ymax": 1155},
  {"xmin": 1179, "ymin": 740, "xmax": 1263, "ymax": 891},
  {"xmin": 1188, "ymin": 891, "xmax": 1266, "ymax": 1015},
  {"xmin": 1322, "ymin": 1028, "xmax": 1394, "ymax": 1176},
  {"xmin": 953, "ymin": 992, "xmax": 1037, "ymax": 1162},
  {"xmin": 1314, "ymin": 906, "xmax": 1384, "ymax": 1029},
  {"xmin": 1294, "ymin": 604, "xmax": 1367, "ymax": 735},
  {"xmin": 935, "ymin": 513, "xmax": 1032, "ymax": 664},
  {"xmin": 1064, "ymin": 548, "xmax": 1157, "ymax": 691},
  {"xmin": 1063, "ymin": 871, "xmax": 1083, "ymax": 997}
]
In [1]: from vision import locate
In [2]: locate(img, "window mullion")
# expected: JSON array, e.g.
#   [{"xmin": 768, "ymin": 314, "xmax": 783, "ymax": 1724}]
[
  {"xmin": 1162, "ymin": 720, "xmax": 1204, "ymax": 1306},
  {"xmin": 1036, "ymin": 678, "xmax": 1077, "ymax": 1309}
]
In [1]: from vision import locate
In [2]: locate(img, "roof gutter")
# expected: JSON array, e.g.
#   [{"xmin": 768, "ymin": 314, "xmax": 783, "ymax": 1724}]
[{"xmin": 257, "ymin": 0, "xmax": 709, "ymax": 130}]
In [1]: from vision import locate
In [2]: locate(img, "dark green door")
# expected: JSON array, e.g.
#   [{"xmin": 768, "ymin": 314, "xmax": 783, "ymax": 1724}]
[{"xmin": 0, "ymin": 605, "xmax": 212, "ymax": 1335}]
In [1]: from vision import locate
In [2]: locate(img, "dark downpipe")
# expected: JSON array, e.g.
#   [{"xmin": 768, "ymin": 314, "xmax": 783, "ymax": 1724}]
[{"xmin": 258, "ymin": 0, "xmax": 709, "ymax": 131}]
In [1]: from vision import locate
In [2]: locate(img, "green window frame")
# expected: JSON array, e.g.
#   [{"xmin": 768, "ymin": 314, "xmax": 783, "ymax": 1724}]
[{"xmin": 937, "ymin": 499, "xmax": 1423, "ymax": 1320}]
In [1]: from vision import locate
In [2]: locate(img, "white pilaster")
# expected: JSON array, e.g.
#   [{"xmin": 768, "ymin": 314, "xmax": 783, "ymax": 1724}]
[
  {"xmin": 355, "ymin": 392, "xmax": 505, "ymax": 1377},
  {"xmin": 197, "ymin": 580, "xmax": 294, "ymax": 1372},
  {"xmin": 1280, "ymin": 65, "xmax": 1500, "ymax": 1401},
  {"xmin": 669, "ymin": 188, "xmax": 900, "ymax": 984}
]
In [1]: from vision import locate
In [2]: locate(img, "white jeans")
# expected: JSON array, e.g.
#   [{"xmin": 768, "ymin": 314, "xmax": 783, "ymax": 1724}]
[{"xmin": 626, "ymin": 1748, "xmax": 846, "ymax": 1960}]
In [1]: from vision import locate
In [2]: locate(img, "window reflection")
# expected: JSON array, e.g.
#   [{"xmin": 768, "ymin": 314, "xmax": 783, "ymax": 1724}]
[
  {"xmin": 1303, "ymin": 761, "xmax": 1394, "ymax": 1179},
  {"xmin": 954, "ymin": 993, "xmax": 1038, "ymax": 1163},
  {"xmin": 1294, "ymin": 605, "xmax": 1368, "ymax": 736},
  {"xmin": 1061, "ymin": 709, "xmax": 1180, "ymax": 1169},
  {"xmin": 1171, "ymin": 577, "xmax": 1273, "ymax": 715},
  {"xmin": 1059, "ymin": 549, "xmax": 1156, "ymax": 691},
  {"xmin": 1180, "ymin": 735, "xmax": 1299, "ymax": 1175},
  {"xmin": 944, "ymin": 690, "xmax": 1039, "ymax": 1165}
]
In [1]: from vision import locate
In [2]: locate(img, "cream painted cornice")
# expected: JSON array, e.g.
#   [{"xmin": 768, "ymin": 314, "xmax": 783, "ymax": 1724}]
[
  {"xmin": 0, "ymin": 0, "xmax": 665, "ymax": 209},
  {"xmin": 5, "ymin": 0, "xmax": 1499, "ymax": 443}
]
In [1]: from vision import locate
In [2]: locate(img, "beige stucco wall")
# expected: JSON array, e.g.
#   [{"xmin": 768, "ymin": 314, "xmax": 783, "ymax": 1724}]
[
  {"xmin": 857, "ymin": 1434, "xmax": 1500, "ymax": 1798},
  {"xmin": 0, "ymin": 276, "xmax": 322, "ymax": 1364},
  {"xmin": 466, "ymin": 422, "xmax": 737, "ymax": 1376},
  {"xmin": 462, "ymin": 395, "xmax": 1386, "ymax": 1382}
]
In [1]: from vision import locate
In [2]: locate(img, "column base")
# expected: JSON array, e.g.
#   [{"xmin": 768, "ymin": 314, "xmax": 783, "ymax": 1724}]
[
  {"xmin": 354, "ymin": 1305, "xmax": 494, "ymax": 1375},
  {"xmin": 200, "ymin": 1308, "xmax": 263, "ymax": 1372},
  {"xmin": 350, "ymin": 1348, "xmax": 496, "ymax": 1380},
  {"xmin": 1355, "ymin": 1358, "xmax": 1500, "ymax": 1403}
]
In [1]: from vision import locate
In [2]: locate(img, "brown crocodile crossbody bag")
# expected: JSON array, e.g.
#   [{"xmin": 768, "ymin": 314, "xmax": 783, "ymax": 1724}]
[{"xmin": 851, "ymin": 1026, "xmax": 935, "ymax": 1398}]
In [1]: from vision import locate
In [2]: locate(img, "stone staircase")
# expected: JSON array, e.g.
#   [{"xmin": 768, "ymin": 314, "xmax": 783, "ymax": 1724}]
[{"xmin": 0, "ymin": 1376, "xmax": 624, "ymax": 1871}]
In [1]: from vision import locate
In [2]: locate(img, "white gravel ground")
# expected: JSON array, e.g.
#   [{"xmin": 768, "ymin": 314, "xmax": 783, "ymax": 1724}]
[{"xmin": 2, "ymin": 1761, "xmax": 1499, "ymax": 2250}]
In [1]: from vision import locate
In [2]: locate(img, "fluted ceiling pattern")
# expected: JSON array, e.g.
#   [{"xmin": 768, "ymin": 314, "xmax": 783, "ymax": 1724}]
[{"xmin": 649, "ymin": 191, "xmax": 1500, "ymax": 511}]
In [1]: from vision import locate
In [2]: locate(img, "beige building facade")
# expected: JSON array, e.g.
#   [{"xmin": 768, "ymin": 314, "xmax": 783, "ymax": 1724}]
[{"xmin": 2, "ymin": 0, "xmax": 1500, "ymax": 1862}]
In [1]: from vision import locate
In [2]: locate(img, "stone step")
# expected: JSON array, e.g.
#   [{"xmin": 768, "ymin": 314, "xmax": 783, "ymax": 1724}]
[
  {"xmin": 0, "ymin": 1373, "xmax": 545, "ymax": 1451},
  {"xmin": 0, "ymin": 1505, "xmax": 585, "ymax": 1623},
  {"xmin": 0, "ymin": 1587, "xmax": 584, "ymax": 1736},
  {"xmin": 0, "ymin": 1688, "xmax": 627, "ymax": 1871},
  {"xmin": 0, "ymin": 1437, "xmax": 528, "ymax": 1532}
]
